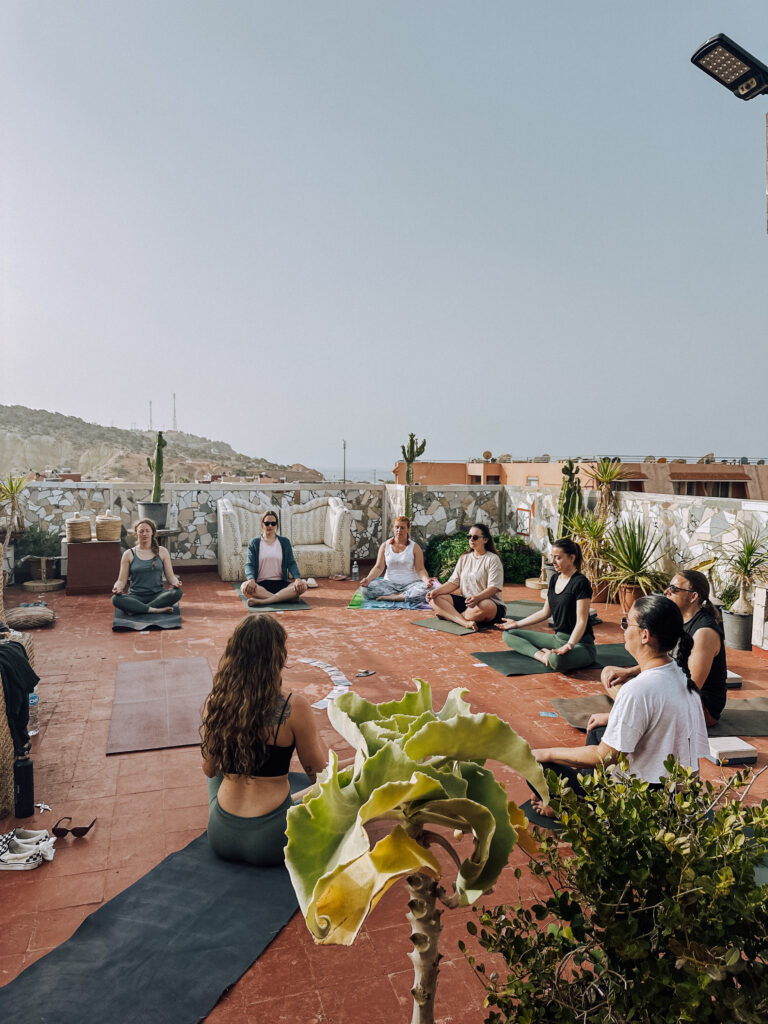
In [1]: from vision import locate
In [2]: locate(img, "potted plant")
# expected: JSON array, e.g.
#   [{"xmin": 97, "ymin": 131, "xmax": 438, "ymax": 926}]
[
  {"xmin": 719, "ymin": 526, "xmax": 768, "ymax": 651},
  {"xmin": 0, "ymin": 472, "xmax": 28, "ymax": 543},
  {"xmin": 568, "ymin": 508, "xmax": 610, "ymax": 601},
  {"xmin": 582, "ymin": 456, "xmax": 631, "ymax": 525},
  {"xmin": 600, "ymin": 519, "xmax": 668, "ymax": 612},
  {"xmin": 14, "ymin": 523, "xmax": 64, "ymax": 586},
  {"xmin": 137, "ymin": 431, "xmax": 169, "ymax": 529}
]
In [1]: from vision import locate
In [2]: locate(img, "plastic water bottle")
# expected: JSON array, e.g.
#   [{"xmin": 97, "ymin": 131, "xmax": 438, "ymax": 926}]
[
  {"xmin": 351, "ymin": 560, "xmax": 359, "ymax": 581},
  {"xmin": 28, "ymin": 690, "xmax": 40, "ymax": 737}
]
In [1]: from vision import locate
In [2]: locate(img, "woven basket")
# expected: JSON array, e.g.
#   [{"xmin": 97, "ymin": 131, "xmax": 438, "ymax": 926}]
[
  {"xmin": 5, "ymin": 606, "xmax": 55, "ymax": 629},
  {"xmin": 0, "ymin": 681, "xmax": 13, "ymax": 817},
  {"xmin": 95, "ymin": 513, "xmax": 121, "ymax": 542},
  {"xmin": 65, "ymin": 512, "xmax": 92, "ymax": 543}
]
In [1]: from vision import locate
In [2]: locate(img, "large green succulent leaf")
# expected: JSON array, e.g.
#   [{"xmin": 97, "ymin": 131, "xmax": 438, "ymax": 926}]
[
  {"xmin": 403, "ymin": 712, "xmax": 549, "ymax": 803},
  {"xmin": 310, "ymin": 825, "xmax": 441, "ymax": 945},
  {"xmin": 409, "ymin": 797, "xmax": 495, "ymax": 887},
  {"xmin": 458, "ymin": 763, "xmax": 520, "ymax": 902},
  {"xmin": 327, "ymin": 680, "xmax": 434, "ymax": 753},
  {"xmin": 437, "ymin": 687, "xmax": 472, "ymax": 720}
]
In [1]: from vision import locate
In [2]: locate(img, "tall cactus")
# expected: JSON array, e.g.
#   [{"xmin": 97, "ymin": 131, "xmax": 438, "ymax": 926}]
[
  {"xmin": 401, "ymin": 433, "xmax": 426, "ymax": 519},
  {"xmin": 147, "ymin": 431, "xmax": 167, "ymax": 502},
  {"xmin": 556, "ymin": 458, "xmax": 582, "ymax": 539}
]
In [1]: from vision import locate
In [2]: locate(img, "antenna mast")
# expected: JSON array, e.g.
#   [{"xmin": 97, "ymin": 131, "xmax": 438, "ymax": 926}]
[
  {"xmin": 173, "ymin": 393, "xmax": 177, "ymax": 431},
  {"xmin": 149, "ymin": 401, "xmax": 153, "ymax": 431}
]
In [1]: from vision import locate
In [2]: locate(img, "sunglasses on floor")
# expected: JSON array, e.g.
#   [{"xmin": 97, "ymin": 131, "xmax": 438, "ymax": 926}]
[{"xmin": 52, "ymin": 817, "xmax": 97, "ymax": 838}]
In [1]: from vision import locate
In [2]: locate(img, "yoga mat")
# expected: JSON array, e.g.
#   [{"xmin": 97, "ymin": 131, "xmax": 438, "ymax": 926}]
[
  {"xmin": 470, "ymin": 643, "xmax": 638, "ymax": 677},
  {"xmin": 520, "ymin": 798, "xmax": 562, "ymax": 833},
  {"xmin": 232, "ymin": 583, "xmax": 311, "ymax": 612},
  {"xmin": 348, "ymin": 587, "xmax": 429, "ymax": 611},
  {"xmin": 112, "ymin": 605, "xmax": 181, "ymax": 631},
  {"xmin": 106, "ymin": 657, "xmax": 213, "ymax": 755},
  {"xmin": 551, "ymin": 696, "xmax": 613, "ymax": 729},
  {"xmin": 0, "ymin": 773, "xmax": 310, "ymax": 1024},
  {"xmin": 504, "ymin": 599, "xmax": 543, "ymax": 617},
  {"xmin": 552, "ymin": 695, "xmax": 768, "ymax": 738},
  {"xmin": 412, "ymin": 617, "xmax": 475, "ymax": 636}
]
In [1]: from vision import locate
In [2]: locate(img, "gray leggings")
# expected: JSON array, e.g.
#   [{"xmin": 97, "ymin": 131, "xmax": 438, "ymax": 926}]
[
  {"xmin": 112, "ymin": 587, "xmax": 182, "ymax": 614},
  {"xmin": 206, "ymin": 775, "xmax": 292, "ymax": 866},
  {"xmin": 502, "ymin": 629, "xmax": 596, "ymax": 672}
]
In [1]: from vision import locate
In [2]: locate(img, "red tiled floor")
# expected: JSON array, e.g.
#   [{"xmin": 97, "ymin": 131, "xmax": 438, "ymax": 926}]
[{"xmin": 3, "ymin": 574, "xmax": 768, "ymax": 1022}]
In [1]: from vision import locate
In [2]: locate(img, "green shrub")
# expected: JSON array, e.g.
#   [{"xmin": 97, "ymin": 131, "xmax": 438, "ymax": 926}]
[
  {"xmin": 425, "ymin": 532, "xmax": 540, "ymax": 584},
  {"xmin": 15, "ymin": 523, "xmax": 63, "ymax": 558},
  {"xmin": 462, "ymin": 759, "xmax": 768, "ymax": 1024}
]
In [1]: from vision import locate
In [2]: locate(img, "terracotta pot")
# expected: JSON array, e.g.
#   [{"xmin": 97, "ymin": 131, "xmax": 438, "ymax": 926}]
[
  {"xmin": 590, "ymin": 580, "xmax": 610, "ymax": 604},
  {"xmin": 618, "ymin": 584, "xmax": 644, "ymax": 614}
]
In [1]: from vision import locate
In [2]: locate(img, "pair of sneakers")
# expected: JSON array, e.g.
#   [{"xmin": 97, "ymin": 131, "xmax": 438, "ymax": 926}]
[{"xmin": 0, "ymin": 827, "xmax": 56, "ymax": 870}]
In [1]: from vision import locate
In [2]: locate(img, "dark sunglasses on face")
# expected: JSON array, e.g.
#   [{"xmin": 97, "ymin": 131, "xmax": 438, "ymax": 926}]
[
  {"xmin": 263, "ymin": 521, "xmax": 278, "ymax": 528},
  {"xmin": 468, "ymin": 534, "xmax": 482, "ymax": 541},
  {"xmin": 52, "ymin": 816, "xmax": 97, "ymax": 838},
  {"xmin": 666, "ymin": 583, "xmax": 693, "ymax": 595}
]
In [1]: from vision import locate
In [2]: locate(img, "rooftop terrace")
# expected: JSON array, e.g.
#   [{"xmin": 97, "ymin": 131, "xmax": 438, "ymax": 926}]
[{"xmin": 3, "ymin": 575, "xmax": 768, "ymax": 1022}]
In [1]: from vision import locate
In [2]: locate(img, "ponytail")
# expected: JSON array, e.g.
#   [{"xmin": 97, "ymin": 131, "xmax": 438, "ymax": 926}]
[
  {"xmin": 678, "ymin": 569, "xmax": 722, "ymax": 625},
  {"xmin": 673, "ymin": 631, "xmax": 696, "ymax": 694},
  {"xmin": 634, "ymin": 594, "xmax": 698, "ymax": 694}
]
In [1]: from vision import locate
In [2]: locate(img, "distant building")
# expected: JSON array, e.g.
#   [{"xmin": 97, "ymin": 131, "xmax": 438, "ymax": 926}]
[{"xmin": 391, "ymin": 456, "xmax": 768, "ymax": 500}]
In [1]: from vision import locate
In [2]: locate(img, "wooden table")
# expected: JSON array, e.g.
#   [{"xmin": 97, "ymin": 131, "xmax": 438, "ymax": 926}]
[{"xmin": 66, "ymin": 541, "xmax": 121, "ymax": 595}]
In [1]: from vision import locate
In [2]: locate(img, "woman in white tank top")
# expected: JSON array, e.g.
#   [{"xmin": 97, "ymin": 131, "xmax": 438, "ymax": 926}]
[{"xmin": 360, "ymin": 516, "xmax": 430, "ymax": 605}]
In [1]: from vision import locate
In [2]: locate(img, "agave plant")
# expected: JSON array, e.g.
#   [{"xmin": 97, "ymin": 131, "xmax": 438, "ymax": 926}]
[
  {"xmin": 285, "ymin": 680, "xmax": 547, "ymax": 1024},
  {"xmin": 567, "ymin": 508, "xmax": 608, "ymax": 588},
  {"xmin": 582, "ymin": 457, "xmax": 631, "ymax": 524},
  {"xmin": 600, "ymin": 519, "xmax": 668, "ymax": 604},
  {"xmin": 0, "ymin": 473, "xmax": 28, "ymax": 541},
  {"xmin": 721, "ymin": 526, "xmax": 768, "ymax": 615}
]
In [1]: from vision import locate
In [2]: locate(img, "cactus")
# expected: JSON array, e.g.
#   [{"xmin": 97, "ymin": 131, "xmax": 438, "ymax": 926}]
[
  {"xmin": 147, "ymin": 431, "xmax": 167, "ymax": 503},
  {"xmin": 556, "ymin": 458, "xmax": 582, "ymax": 539},
  {"xmin": 401, "ymin": 433, "xmax": 426, "ymax": 519}
]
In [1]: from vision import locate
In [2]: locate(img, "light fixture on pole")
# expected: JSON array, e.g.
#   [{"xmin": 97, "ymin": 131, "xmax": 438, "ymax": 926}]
[
  {"xmin": 691, "ymin": 33, "xmax": 768, "ymax": 100},
  {"xmin": 342, "ymin": 440, "xmax": 347, "ymax": 484}
]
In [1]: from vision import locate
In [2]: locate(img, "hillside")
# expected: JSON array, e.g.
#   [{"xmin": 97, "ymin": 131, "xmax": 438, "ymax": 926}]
[{"xmin": 0, "ymin": 406, "xmax": 323, "ymax": 482}]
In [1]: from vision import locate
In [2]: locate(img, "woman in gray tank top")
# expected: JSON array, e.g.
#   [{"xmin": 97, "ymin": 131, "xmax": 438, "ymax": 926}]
[{"xmin": 111, "ymin": 518, "xmax": 182, "ymax": 615}]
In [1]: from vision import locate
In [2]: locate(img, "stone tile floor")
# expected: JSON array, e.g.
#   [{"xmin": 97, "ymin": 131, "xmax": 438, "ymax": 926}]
[{"xmin": 2, "ymin": 575, "xmax": 768, "ymax": 1022}]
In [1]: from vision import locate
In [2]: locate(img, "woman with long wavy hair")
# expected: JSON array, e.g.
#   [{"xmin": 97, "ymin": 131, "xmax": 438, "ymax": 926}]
[
  {"xmin": 201, "ymin": 615, "xmax": 328, "ymax": 865},
  {"xmin": 530, "ymin": 594, "xmax": 709, "ymax": 817}
]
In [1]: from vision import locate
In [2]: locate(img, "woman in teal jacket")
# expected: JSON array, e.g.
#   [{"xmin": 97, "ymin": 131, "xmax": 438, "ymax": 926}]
[{"xmin": 240, "ymin": 511, "xmax": 308, "ymax": 606}]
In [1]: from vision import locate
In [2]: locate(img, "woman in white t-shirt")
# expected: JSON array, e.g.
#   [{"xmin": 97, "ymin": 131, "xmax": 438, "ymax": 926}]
[
  {"xmin": 427, "ymin": 523, "xmax": 505, "ymax": 631},
  {"xmin": 530, "ymin": 594, "xmax": 709, "ymax": 817},
  {"xmin": 360, "ymin": 515, "xmax": 430, "ymax": 605}
]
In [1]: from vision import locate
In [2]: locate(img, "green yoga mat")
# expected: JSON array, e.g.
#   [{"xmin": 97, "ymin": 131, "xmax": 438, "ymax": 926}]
[
  {"xmin": 471, "ymin": 643, "xmax": 638, "ymax": 677},
  {"xmin": 504, "ymin": 599, "xmax": 543, "ymax": 617},
  {"xmin": 232, "ymin": 583, "xmax": 311, "ymax": 612},
  {"xmin": 412, "ymin": 616, "xmax": 475, "ymax": 636}
]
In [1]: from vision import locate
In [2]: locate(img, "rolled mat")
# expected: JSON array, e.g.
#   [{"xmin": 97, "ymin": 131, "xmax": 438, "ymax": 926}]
[
  {"xmin": 112, "ymin": 605, "xmax": 181, "ymax": 631},
  {"xmin": 232, "ymin": 583, "xmax": 310, "ymax": 611},
  {"xmin": 471, "ymin": 643, "xmax": 638, "ymax": 676},
  {"xmin": 0, "ymin": 773, "xmax": 310, "ymax": 1023}
]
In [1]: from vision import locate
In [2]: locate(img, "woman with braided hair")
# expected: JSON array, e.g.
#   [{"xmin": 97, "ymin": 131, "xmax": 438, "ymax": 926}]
[{"xmin": 531, "ymin": 594, "xmax": 709, "ymax": 817}]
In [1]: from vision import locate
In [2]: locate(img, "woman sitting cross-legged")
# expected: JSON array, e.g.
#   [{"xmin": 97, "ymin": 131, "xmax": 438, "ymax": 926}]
[
  {"xmin": 427, "ymin": 523, "xmax": 505, "ymax": 631},
  {"xmin": 530, "ymin": 594, "xmax": 710, "ymax": 818},
  {"xmin": 111, "ymin": 518, "xmax": 182, "ymax": 615},
  {"xmin": 496, "ymin": 537, "xmax": 595, "ymax": 672},
  {"xmin": 201, "ymin": 615, "xmax": 331, "ymax": 865},
  {"xmin": 241, "ymin": 511, "xmax": 308, "ymax": 606},
  {"xmin": 360, "ymin": 515, "xmax": 430, "ymax": 605}
]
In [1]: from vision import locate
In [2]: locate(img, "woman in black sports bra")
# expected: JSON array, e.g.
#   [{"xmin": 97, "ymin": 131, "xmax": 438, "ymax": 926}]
[{"xmin": 201, "ymin": 615, "xmax": 328, "ymax": 865}]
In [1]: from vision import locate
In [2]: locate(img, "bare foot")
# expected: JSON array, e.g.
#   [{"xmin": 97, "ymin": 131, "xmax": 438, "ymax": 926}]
[
  {"xmin": 247, "ymin": 597, "xmax": 266, "ymax": 607},
  {"xmin": 530, "ymin": 798, "xmax": 556, "ymax": 819},
  {"xmin": 378, "ymin": 594, "xmax": 403, "ymax": 602},
  {"xmin": 149, "ymin": 606, "xmax": 174, "ymax": 614},
  {"xmin": 533, "ymin": 649, "xmax": 551, "ymax": 666}
]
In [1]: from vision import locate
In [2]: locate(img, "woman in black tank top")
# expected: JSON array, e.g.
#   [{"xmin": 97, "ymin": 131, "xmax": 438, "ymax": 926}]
[{"xmin": 201, "ymin": 615, "xmax": 328, "ymax": 865}]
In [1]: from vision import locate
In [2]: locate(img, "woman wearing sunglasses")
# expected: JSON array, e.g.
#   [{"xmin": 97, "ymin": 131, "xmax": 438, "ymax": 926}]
[
  {"xmin": 201, "ymin": 615, "xmax": 330, "ymax": 865},
  {"xmin": 240, "ymin": 511, "xmax": 308, "ymax": 606},
  {"xmin": 112, "ymin": 518, "xmax": 182, "ymax": 615},
  {"xmin": 530, "ymin": 594, "xmax": 709, "ymax": 818},
  {"xmin": 427, "ymin": 523, "xmax": 505, "ymax": 630},
  {"xmin": 495, "ymin": 537, "xmax": 595, "ymax": 672},
  {"xmin": 600, "ymin": 570, "xmax": 727, "ymax": 725}
]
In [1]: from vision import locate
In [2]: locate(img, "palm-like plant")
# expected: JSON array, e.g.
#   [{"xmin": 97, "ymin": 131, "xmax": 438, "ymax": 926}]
[
  {"xmin": 600, "ymin": 519, "xmax": 668, "ymax": 604},
  {"xmin": 285, "ymin": 680, "xmax": 546, "ymax": 1024},
  {"xmin": 582, "ymin": 457, "xmax": 632, "ymax": 524},
  {"xmin": 568, "ymin": 509, "xmax": 608, "ymax": 588},
  {"xmin": 0, "ymin": 473, "xmax": 28, "ymax": 541},
  {"xmin": 722, "ymin": 526, "xmax": 768, "ymax": 615}
]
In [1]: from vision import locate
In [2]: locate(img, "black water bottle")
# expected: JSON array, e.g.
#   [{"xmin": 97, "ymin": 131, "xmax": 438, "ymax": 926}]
[{"xmin": 14, "ymin": 756, "xmax": 34, "ymax": 818}]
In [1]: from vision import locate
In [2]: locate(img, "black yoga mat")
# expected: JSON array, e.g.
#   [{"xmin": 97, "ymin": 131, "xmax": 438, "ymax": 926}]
[
  {"xmin": 112, "ymin": 605, "xmax": 181, "ymax": 631},
  {"xmin": 471, "ymin": 643, "xmax": 638, "ymax": 677},
  {"xmin": 520, "ymin": 798, "xmax": 562, "ymax": 833},
  {"xmin": 0, "ymin": 773, "xmax": 310, "ymax": 1024},
  {"xmin": 232, "ymin": 583, "xmax": 311, "ymax": 612}
]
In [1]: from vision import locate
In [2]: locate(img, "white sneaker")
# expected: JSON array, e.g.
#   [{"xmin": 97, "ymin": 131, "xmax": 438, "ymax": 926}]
[
  {"xmin": 0, "ymin": 838, "xmax": 43, "ymax": 870},
  {"xmin": 9, "ymin": 829, "xmax": 56, "ymax": 861},
  {"xmin": 306, "ymin": 578, "xmax": 318, "ymax": 588}
]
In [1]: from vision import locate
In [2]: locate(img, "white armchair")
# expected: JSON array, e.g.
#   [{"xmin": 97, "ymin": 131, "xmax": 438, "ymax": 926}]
[{"xmin": 216, "ymin": 497, "xmax": 352, "ymax": 581}]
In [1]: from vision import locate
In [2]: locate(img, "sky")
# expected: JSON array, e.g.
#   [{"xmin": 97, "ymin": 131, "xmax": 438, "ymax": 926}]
[{"xmin": 2, "ymin": 2, "xmax": 767, "ymax": 471}]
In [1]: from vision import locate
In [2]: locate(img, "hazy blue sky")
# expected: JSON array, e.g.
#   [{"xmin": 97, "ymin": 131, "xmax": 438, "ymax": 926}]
[{"xmin": 2, "ymin": 2, "xmax": 766, "ymax": 470}]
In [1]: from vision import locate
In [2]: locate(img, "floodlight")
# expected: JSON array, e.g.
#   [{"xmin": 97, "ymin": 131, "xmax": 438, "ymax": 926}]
[{"xmin": 691, "ymin": 34, "xmax": 768, "ymax": 100}]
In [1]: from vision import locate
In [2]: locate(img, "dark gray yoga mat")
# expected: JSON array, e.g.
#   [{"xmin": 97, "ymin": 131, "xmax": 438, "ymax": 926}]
[
  {"xmin": 232, "ymin": 583, "xmax": 311, "ymax": 611},
  {"xmin": 112, "ymin": 605, "xmax": 181, "ymax": 631},
  {"xmin": 520, "ymin": 798, "xmax": 562, "ymax": 833},
  {"xmin": 505, "ymin": 599, "xmax": 542, "ymax": 617},
  {"xmin": 0, "ymin": 773, "xmax": 310, "ymax": 1024},
  {"xmin": 552, "ymin": 695, "xmax": 768, "ymax": 737},
  {"xmin": 412, "ymin": 616, "xmax": 475, "ymax": 636},
  {"xmin": 471, "ymin": 643, "xmax": 638, "ymax": 676},
  {"xmin": 551, "ymin": 695, "xmax": 614, "ymax": 729}
]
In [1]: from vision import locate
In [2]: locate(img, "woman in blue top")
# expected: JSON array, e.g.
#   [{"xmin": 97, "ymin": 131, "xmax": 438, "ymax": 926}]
[
  {"xmin": 201, "ymin": 615, "xmax": 329, "ymax": 865},
  {"xmin": 111, "ymin": 518, "xmax": 182, "ymax": 614},
  {"xmin": 496, "ymin": 537, "xmax": 595, "ymax": 672},
  {"xmin": 241, "ymin": 511, "xmax": 308, "ymax": 606}
]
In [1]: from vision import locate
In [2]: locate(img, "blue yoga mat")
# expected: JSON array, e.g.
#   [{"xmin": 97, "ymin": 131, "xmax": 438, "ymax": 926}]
[{"xmin": 0, "ymin": 773, "xmax": 309, "ymax": 1023}]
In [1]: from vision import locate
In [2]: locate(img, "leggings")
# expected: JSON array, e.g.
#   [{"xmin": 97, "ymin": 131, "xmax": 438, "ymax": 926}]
[
  {"xmin": 112, "ymin": 587, "xmax": 182, "ymax": 614},
  {"xmin": 502, "ymin": 629, "xmax": 596, "ymax": 672},
  {"xmin": 533, "ymin": 728, "xmax": 661, "ymax": 800},
  {"xmin": 206, "ymin": 774, "xmax": 292, "ymax": 866}
]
